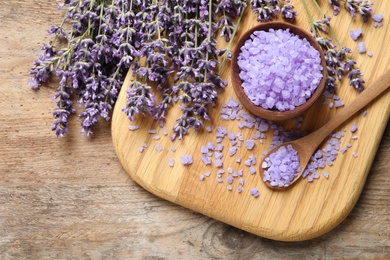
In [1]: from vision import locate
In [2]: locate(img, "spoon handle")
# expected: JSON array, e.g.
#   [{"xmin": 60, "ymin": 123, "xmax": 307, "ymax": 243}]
[{"xmin": 309, "ymin": 69, "xmax": 390, "ymax": 148}]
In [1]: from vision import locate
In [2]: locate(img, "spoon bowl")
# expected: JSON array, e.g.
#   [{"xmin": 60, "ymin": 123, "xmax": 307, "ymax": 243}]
[{"xmin": 260, "ymin": 69, "xmax": 390, "ymax": 190}]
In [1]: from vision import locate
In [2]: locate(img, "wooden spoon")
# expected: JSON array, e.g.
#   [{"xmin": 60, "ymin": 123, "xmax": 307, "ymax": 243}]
[{"xmin": 259, "ymin": 69, "xmax": 390, "ymax": 190}]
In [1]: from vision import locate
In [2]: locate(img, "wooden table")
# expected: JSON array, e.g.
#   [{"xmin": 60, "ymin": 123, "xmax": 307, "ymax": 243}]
[{"xmin": 1, "ymin": 0, "xmax": 389, "ymax": 258}]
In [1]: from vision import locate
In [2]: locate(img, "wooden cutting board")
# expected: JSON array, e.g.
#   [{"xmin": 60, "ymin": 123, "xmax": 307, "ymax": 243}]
[{"xmin": 112, "ymin": 1, "xmax": 390, "ymax": 241}]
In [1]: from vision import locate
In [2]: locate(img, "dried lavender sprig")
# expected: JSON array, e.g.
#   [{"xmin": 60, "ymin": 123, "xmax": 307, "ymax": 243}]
[
  {"xmin": 326, "ymin": 0, "xmax": 373, "ymax": 21},
  {"xmin": 250, "ymin": 0, "xmax": 280, "ymax": 22},
  {"xmin": 305, "ymin": 0, "xmax": 365, "ymax": 92},
  {"xmin": 29, "ymin": 0, "xmax": 142, "ymax": 137}
]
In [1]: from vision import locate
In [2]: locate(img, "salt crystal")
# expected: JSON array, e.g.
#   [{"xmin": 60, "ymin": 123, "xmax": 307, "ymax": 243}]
[
  {"xmin": 227, "ymin": 176, "xmax": 233, "ymax": 184},
  {"xmin": 155, "ymin": 145, "xmax": 163, "ymax": 152},
  {"xmin": 162, "ymin": 127, "xmax": 168, "ymax": 135},
  {"xmin": 205, "ymin": 171, "xmax": 211, "ymax": 177},
  {"xmin": 249, "ymin": 166, "xmax": 256, "ymax": 175},
  {"xmin": 128, "ymin": 125, "xmax": 139, "ymax": 131},
  {"xmin": 236, "ymin": 156, "xmax": 241, "ymax": 163},
  {"xmin": 168, "ymin": 158, "xmax": 175, "ymax": 167},
  {"xmin": 322, "ymin": 171, "xmax": 329, "ymax": 179},
  {"xmin": 351, "ymin": 124, "xmax": 358, "ymax": 133},
  {"xmin": 206, "ymin": 126, "xmax": 212, "ymax": 133},
  {"xmin": 237, "ymin": 187, "xmax": 243, "ymax": 193},
  {"xmin": 201, "ymin": 146, "xmax": 208, "ymax": 154},
  {"xmin": 138, "ymin": 147, "xmax": 144, "ymax": 153},
  {"xmin": 200, "ymin": 175, "xmax": 205, "ymax": 181},
  {"xmin": 357, "ymin": 42, "xmax": 366, "ymax": 53},
  {"xmin": 372, "ymin": 13, "xmax": 383, "ymax": 23},
  {"xmin": 153, "ymin": 135, "xmax": 160, "ymax": 140},
  {"xmin": 349, "ymin": 29, "xmax": 362, "ymax": 41},
  {"xmin": 227, "ymin": 185, "xmax": 233, "ymax": 191},
  {"xmin": 229, "ymin": 147, "xmax": 238, "ymax": 157},
  {"xmin": 352, "ymin": 151, "xmax": 358, "ymax": 158},
  {"xmin": 245, "ymin": 140, "xmax": 255, "ymax": 150},
  {"xmin": 148, "ymin": 129, "xmax": 157, "ymax": 134},
  {"xmin": 215, "ymin": 159, "xmax": 223, "ymax": 168},
  {"xmin": 250, "ymin": 188, "xmax": 259, "ymax": 198},
  {"xmin": 367, "ymin": 52, "xmax": 373, "ymax": 57}
]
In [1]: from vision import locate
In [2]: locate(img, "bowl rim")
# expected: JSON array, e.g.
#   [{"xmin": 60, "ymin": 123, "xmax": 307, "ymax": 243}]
[{"xmin": 231, "ymin": 22, "xmax": 327, "ymax": 121}]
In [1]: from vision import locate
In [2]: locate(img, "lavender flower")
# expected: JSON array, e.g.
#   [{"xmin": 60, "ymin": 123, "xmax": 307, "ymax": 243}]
[
  {"xmin": 310, "ymin": 15, "xmax": 365, "ymax": 93},
  {"xmin": 250, "ymin": 0, "xmax": 280, "ymax": 22},
  {"xmin": 327, "ymin": 0, "xmax": 373, "ymax": 21},
  {"xmin": 281, "ymin": 4, "xmax": 297, "ymax": 21}
]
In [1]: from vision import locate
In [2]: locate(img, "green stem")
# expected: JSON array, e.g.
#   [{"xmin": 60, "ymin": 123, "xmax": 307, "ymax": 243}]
[
  {"xmin": 218, "ymin": 6, "xmax": 245, "ymax": 74},
  {"xmin": 310, "ymin": 0, "xmax": 342, "ymax": 48}
]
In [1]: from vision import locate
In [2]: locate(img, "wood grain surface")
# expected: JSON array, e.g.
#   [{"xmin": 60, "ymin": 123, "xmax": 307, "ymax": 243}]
[
  {"xmin": 0, "ymin": 0, "xmax": 389, "ymax": 258},
  {"xmin": 112, "ymin": 1, "xmax": 390, "ymax": 242}
]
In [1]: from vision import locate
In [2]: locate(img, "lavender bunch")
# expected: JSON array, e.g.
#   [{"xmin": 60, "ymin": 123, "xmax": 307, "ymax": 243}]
[
  {"xmin": 250, "ymin": 0, "xmax": 297, "ymax": 22},
  {"xmin": 121, "ymin": 0, "xmax": 247, "ymax": 140},
  {"xmin": 304, "ymin": 1, "xmax": 365, "ymax": 92},
  {"xmin": 29, "ymin": 0, "xmax": 141, "ymax": 137},
  {"xmin": 327, "ymin": 0, "xmax": 373, "ymax": 20},
  {"xmin": 30, "ymin": 0, "xmax": 247, "ymax": 138}
]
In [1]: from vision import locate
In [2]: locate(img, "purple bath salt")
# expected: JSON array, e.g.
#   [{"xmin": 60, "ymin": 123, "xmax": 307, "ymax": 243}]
[
  {"xmin": 351, "ymin": 124, "xmax": 358, "ymax": 133},
  {"xmin": 262, "ymin": 145, "xmax": 301, "ymax": 187},
  {"xmin": 245, "ymin": 140, "xmax": 255, "ymax": 150},
  {"xmin": 250, "ymin": 188, "xmax": 260, "ymax": 198},
  {"xmin": 372, "ymin": 13, "xmax": 383, "ymax": 23},
  {"xmin": 358, "ymin": 42, "xmax": 366, "ymax": 53},
  {"xmin": 237, "ymin": 28, "xmax": 323, "ymax": 111},
  {"xmin": 349, "ymin": 29, "xmax": 362, "ymax": 41}
]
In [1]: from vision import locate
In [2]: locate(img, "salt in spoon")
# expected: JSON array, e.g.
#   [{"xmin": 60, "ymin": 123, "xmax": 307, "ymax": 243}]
[{"xmin": 259, "ymin": 69, "xmax": 390, "ymax": 190}]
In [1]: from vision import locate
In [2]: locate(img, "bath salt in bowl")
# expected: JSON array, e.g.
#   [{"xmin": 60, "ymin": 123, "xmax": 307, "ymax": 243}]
[{"xmin": 231, "ymin": 22, "xmax": 326, "ymax": 121}]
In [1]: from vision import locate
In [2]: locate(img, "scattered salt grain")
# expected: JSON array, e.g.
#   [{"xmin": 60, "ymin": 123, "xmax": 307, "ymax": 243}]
[
  {"xmin": 215, "ymin": 152, "xmax": 223, "ymax": 160},
  {"xmin": 250, "ymin": 188, "xmax": 259, "ymax": 198},
  {"xmin": 168, "ymin": 158, "xmax": 175, "ymax": 167},
  {"xmin": 207, "ymin": 142, "xmax": 215, "ymax": 151},
  {"xmin": 249, "ymin": 166, "xmax": 256, "ymax": 175},
  {"xmin": 239, "ymin": 178, "xmax": 245, "ymax": 186},
  {"xmin": 237, "ymin": 28, "xmax": 323, "ymax": 111},
  {"xmin": 334, "ymin": 100, "xmax": 345, "ymax": 108},
  {"xmin": 351, "ymin": 124, "xmax": 358, "ymax": 133},
  {"xmin": 229, "ymin": 147, "xmax": 238, "ymax": 157},
  {"xmin": 218, "ymin": 177, "xmax": 223, "ymax": 183},
  {"xmin": 162, "ymin": 127, "xmax": 168, "ymax": 135},
  {"xmin": 362, "ymin": 110, "xmax": 368, "ymax": 117},
  {"xmin": 352, "ymin": 151, "xmax": 358, "ymax": 158},
  {"xmin": 351, "ymin": 135, "xmax": 358, "ymax": 140},
  {"xmin": 205, "ymin": 171, "xmax": 211, "ymax": 177},
  {"xmin": 201, "ymin": 146, "xmax": 209, "ymax": 154},
  {"xmin": 148, "ymin": 129, "xmax": 157, "ymax": 134},
  {"xmin": 180, "ymin": 154, "xmax": 193, "ymax": 165},
  {"xmin": 155, "ymin": 145, "xmax": 163, "ymax": 152},
  {"xmin": 349, "ymin": 29, "xmax": 362, "ymax": 41},
  {"xmin": 357, "ymin": 42, "xmax": 366, "ymax": 53},
  {"xmin": 322, "ymin": 171, "xmax": 329, "ymax": 179},
  {"xmin": 153, "ymin": 135, "xmax": 161, "ymax": 140},
  {"xmin": 142, "ymin": 143, "xmax": 148, "ymax": 148},
  {"xmin": 237, "ymin": 187, "xmax": 243, "ymax": 193},
  {"xmin": 227, "ymin": 185, "xmax": 233, "ymax": 191},
  {"xmin": 236, "ymin": 156, "xmax": 241, "ymax": 163},
  {"xmin": 138, "ymin": 147, "xmax": 144, "ymax": 153},
  {"xmin": 372, "ymin": 13, "xmax": 383, "ymax": 23},
  {"xmin": 128, "ymin": 125, "xmax": 139, "ymax": 131},
  {"xmin": 206, "ymin": 126, "xmax": 212, "ymax": 133},
  {"xmin": 346, "ymin": 143, "xmax": 353, "ymax": 148},
  {"xmin": 367, "ymin": 52, "xmax": 373, "ymax": 57},
  {"xmin": 341, "ymin": 147, "xmax": 348, "ymax": 154},
  {"xmin": 215, "ymin": 159, "xmax": 223, "ymax": 168},
  {"xmin": 200, "ymin": 174, "xmax": 205, "ymax": 181},
  {"xmin": 227, "ymin": 176, "xmax": 233, "ymax": 184},
  {"xmin": 201, "ymin": 156, "xmax": 212, "ymax": 165},
  {"xmin": 245, "ymin": 140, "xmax": 255, "ymax": 150},
  {"xmin": 171, "ymin": 147, "xmax": 176, "ymax": 152}
]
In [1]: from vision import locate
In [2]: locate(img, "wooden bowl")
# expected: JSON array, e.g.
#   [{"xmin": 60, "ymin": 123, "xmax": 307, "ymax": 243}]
[{"xmin": 231, "ymin": 22, "xmax": 327, "ymax": 121}]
